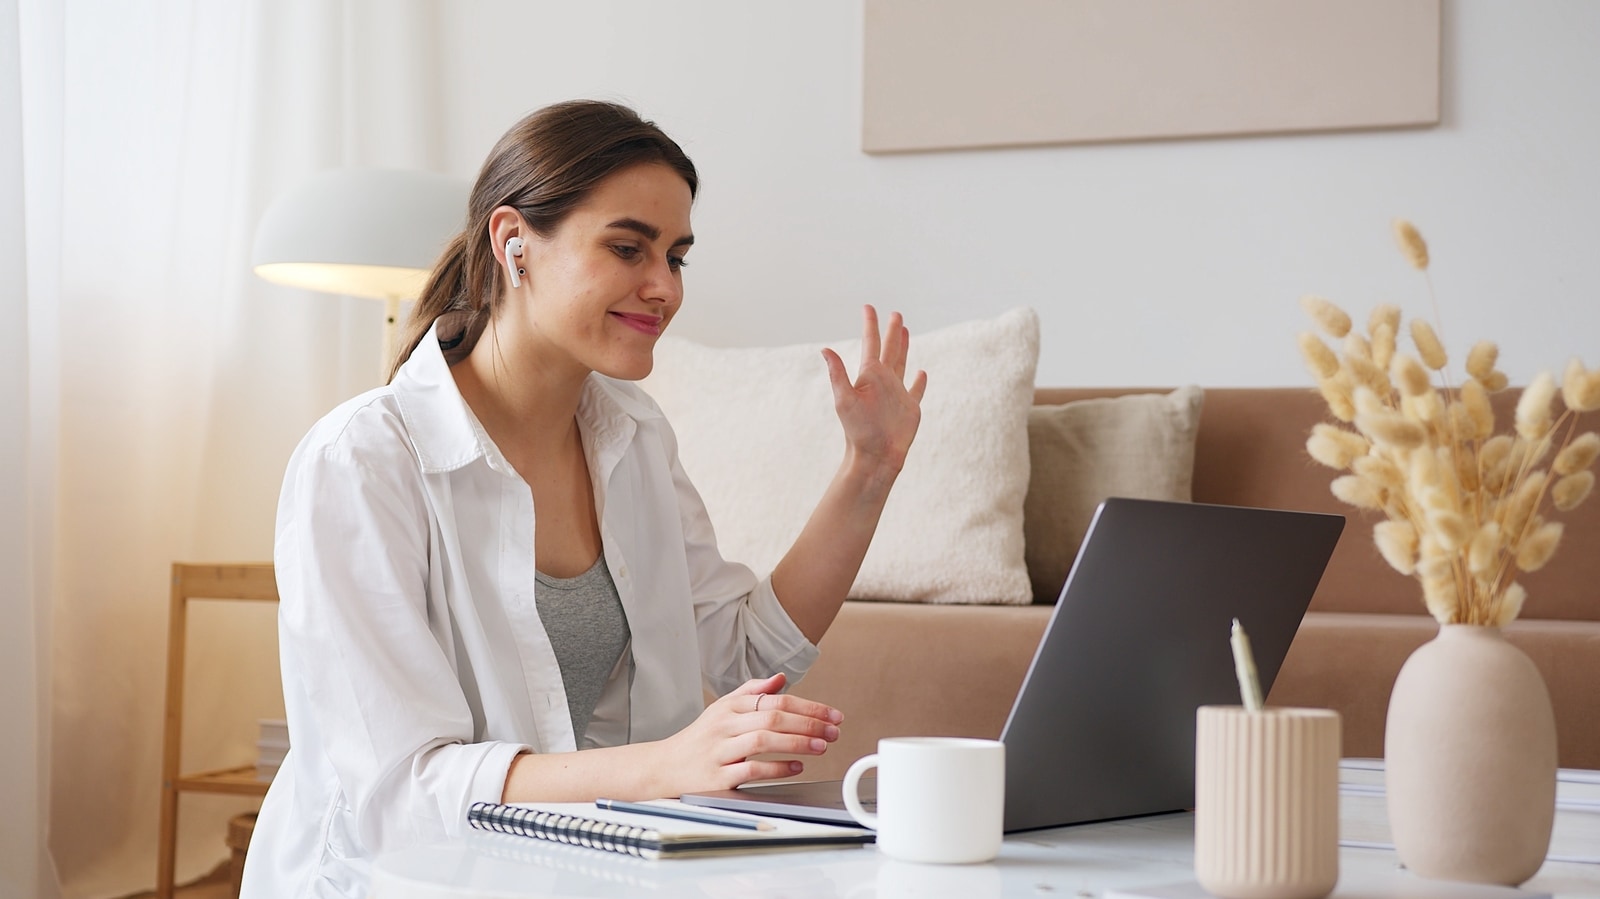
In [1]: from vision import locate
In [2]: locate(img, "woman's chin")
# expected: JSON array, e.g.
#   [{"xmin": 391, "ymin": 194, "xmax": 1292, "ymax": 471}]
[{"xmin": 598, "ymin": 355, "xmax": 655, "ymax": 382}]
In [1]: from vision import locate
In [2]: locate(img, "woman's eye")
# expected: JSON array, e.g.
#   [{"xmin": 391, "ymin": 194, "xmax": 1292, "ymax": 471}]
[
  {"xmin": 668, "ymin": 254, "xmax": 688, "ymax": 272},
  {"xmin": 612, "ymin": 245, "xmax": 640, "ymax": 260}
]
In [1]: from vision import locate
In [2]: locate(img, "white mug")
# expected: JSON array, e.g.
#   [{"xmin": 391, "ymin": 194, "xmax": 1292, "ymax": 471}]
[{"xmin": 842, "ymin": 736, "xmax": 1005, "ymax": 864}]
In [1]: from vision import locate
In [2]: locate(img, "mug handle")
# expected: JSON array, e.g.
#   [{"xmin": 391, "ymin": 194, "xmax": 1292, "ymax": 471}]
[{"xmin": 842, "ymin": 753, "xmax": 880, "ymax": 829}]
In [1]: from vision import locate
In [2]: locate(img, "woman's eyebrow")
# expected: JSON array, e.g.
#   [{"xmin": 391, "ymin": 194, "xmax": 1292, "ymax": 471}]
[{"xmin": 607, "ymin": 217, "xmax": 694, "ymax": 248}]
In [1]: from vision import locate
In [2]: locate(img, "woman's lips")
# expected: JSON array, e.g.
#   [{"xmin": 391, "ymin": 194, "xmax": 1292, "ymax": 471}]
[{"xmin": 611, "ymin": 312, "xmax": 663, "ymax": 336}]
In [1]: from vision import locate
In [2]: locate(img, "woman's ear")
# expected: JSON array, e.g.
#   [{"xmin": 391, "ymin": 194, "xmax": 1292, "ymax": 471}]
[{"xmin": 488, "ymin": 206, "xmax": 528, "ymax": 288}]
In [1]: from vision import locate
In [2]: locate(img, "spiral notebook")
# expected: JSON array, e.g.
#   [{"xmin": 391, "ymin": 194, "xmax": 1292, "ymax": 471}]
[{"xmin": 466, "ymin": 799, "xmax": 874, "ymax": 860}]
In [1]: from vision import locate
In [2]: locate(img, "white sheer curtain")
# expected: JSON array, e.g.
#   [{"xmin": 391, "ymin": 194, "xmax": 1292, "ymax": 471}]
[
  {"xmin": 13, "ymin": 1, "xmax": 446, "ymax": 895},
  {"xmin": 4, "ymin": 0, "xmax": 56, "ymax": 895}
]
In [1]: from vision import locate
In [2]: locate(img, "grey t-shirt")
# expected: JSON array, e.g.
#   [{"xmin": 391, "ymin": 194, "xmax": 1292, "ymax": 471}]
[{"xmin": 534, "ymin": 553, "xmax": 631, "ymax": 744}]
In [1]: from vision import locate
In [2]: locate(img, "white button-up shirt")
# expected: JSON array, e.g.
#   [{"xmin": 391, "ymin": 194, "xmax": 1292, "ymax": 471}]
[{"xmin": 242, "ymin": 325, "xmax": 819, "ymax": 899}]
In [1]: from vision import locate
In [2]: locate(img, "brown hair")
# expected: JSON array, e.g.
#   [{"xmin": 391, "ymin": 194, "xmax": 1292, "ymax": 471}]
[{"xmin": 389, "ymin": 100, "xmax": 698, "ymax": 381}]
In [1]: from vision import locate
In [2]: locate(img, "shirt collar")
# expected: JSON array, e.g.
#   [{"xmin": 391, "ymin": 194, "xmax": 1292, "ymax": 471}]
[{"xmin": 391, "ymin": 320, "xmax": 664, "ymax": 476}]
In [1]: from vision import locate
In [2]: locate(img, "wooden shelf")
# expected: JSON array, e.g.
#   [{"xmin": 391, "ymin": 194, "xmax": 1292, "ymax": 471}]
[
  {"xmin": 172, "ymin": 765, "xmax": 272, "ymax": 797},
  {"xmin": 158, "ymin": 562, "xmax": 282, "ymax": 898}
]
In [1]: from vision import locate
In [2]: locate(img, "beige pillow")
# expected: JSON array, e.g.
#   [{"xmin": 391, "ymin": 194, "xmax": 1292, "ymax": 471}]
[
  {"xmin": 1023, "ymin": 387, "xmax": 1205, "ymax": 603},
  {"xmin": 642, "ymin": 307, "xmax": 1039, "ymax": 604}
]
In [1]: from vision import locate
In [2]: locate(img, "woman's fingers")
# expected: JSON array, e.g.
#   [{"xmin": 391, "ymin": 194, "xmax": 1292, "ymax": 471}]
[
  {"xmin": 730, "ymin": 672, "xmax": 785, "ymax": 698},
  {"xmin": 747, "ymin": 708, "xmax": 841, "ymax": 742},
  {"xmin": 859, "ymin": 304, "xmax": 882, "ymax": 373},
  {"xmin": 740, "ymin": 689, "xmax": 842, "ymax": 724},
  {"xmin": 883, "ymin": 312, "xmax": 909, "ymax": 379},
  {"xmin": 724, "ymin": 759, "xmax": 807, "ymax": 785},
  {"xmin": 908, "ymin": 368, "xmax": 928, "ymax": 402},
  {"xmin": 717, "ymin": 729, "xmax": 831, "ymax": 767}
]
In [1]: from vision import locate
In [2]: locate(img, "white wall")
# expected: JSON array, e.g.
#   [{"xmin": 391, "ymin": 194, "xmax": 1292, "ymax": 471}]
[{"xmin": 435, "ymin": 0, "xmax": 1600, "ymax": 388}]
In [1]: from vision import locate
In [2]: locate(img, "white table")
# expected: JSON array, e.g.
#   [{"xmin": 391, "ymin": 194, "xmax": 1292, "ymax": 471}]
[{"xmin": 372, "ymin": 811, "xmax": 1600, "ymax": 899}]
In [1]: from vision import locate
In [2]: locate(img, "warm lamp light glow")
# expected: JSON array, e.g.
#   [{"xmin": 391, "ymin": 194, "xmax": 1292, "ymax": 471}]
[
  {"xmin": 252, "ymin": 262, "xmax": 433, "ymax": 301},
  {"xmin": 251, "ymin": 168, "xmax": 468, "ymax": 375}
]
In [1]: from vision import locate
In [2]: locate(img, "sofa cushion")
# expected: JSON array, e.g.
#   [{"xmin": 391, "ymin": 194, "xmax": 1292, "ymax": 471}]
[
  {"xmin": 1023, "ymin": 386, "xmax": 1204, "ymax": 604},
  {"xmin": 642, "ymin": 307, "xmax": 1038, "ymax": 604}
]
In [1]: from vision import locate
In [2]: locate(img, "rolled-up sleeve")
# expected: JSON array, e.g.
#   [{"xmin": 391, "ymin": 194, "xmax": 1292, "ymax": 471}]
[{"xmin": 274, "ymin": 414, "xmax": 529, "ymax": 851}]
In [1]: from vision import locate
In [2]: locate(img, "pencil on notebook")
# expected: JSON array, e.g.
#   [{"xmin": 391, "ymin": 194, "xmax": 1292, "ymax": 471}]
[{"xmin": 595, "ymin": 798, "xmax": 776, "ymax": 831}]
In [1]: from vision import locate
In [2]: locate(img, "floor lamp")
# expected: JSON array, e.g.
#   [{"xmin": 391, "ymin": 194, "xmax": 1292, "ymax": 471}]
[{"xmin": 251, "ymin": 168, "xmax": 469, "ymax": 380}]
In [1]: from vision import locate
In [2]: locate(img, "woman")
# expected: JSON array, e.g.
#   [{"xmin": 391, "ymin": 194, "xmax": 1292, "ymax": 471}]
[{"xmin": 242, "ymin": 100, "xmax": 926, "ymax": 898}]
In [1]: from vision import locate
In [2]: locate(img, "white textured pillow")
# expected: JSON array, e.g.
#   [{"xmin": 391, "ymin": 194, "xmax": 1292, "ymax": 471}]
[{"xmin": 642, "ymin": 307, "xmax": 1039, "ymax": 604}]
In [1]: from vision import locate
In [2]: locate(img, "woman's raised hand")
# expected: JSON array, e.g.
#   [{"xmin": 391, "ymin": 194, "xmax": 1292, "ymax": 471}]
[
  {"xmin": 820, "ymin": 305, "xmax": 928, "ymax": 477},
  {"xmin": 656, "ymin": 673, "xmax": 842, "ymax": 792}
]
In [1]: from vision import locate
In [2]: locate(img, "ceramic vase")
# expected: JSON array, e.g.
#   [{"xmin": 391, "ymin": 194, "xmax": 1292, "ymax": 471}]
[{"xmin": 1384, "ymin": 624, "xmax": 1557, "ymax": 886}]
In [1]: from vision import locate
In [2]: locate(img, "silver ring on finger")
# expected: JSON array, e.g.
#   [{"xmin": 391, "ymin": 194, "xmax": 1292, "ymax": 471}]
[{"xmin": 754, "ymin": 694, "xmax": 764, "ymax": 712}]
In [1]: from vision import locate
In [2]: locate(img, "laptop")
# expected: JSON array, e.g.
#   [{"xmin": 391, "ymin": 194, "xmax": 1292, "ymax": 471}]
[{"xmin": 680, "ymin": 497, "xmax": 1344, "ymax": 833}]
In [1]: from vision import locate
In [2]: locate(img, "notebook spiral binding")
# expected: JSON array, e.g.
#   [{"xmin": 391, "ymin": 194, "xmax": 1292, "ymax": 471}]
[{"xmin": 467, "ymin": 801, "xmax": 659, "ymax": 858}]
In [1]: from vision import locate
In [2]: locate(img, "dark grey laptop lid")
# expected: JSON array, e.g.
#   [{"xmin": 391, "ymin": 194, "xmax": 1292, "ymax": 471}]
[
  {"xmin": 1001, "ymin": 497, "xmax": 1343, "ymax": 831},
  {"xmin": 680, "ymin": 498, "xmax": 1343, "ymax": 833}
]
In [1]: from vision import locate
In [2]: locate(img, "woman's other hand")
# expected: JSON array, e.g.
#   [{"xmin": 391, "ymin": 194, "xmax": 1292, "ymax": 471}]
[
  {"xmin": 657, "ymin": 673, "xmax": 842, "ymax": 792},
  {"xmin": 820, "ymin": 305, "xmax": 928, "ymax": 477}
]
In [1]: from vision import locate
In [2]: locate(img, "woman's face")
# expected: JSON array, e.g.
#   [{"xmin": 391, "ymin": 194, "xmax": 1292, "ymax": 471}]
[{"xmin": 518, "ymin": 162, "xmax": 694, "ymax": 381}]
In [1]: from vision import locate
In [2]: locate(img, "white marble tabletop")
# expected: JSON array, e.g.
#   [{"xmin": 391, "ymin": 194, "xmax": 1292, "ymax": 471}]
[{"xmin": 372, "ymin": 812, "xmax": 1600, "ymax": 899}]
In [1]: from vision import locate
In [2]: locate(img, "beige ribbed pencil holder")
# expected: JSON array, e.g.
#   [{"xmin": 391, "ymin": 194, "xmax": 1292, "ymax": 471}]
[{"xmin": 1195, "ymin": 706, "xmax": 1341, "ymax": 899}]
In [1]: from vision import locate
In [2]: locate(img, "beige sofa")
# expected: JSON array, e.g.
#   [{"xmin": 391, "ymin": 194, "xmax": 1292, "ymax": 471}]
[{"xmin": 792, "ymin": 387, "xmax": 1600, "ymax": 779}]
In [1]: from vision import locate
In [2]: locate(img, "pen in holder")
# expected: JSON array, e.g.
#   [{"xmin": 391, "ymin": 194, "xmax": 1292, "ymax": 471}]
[{"xmin": 1195, "ymin": 621, "xmax": 1341, "ymax": 899}]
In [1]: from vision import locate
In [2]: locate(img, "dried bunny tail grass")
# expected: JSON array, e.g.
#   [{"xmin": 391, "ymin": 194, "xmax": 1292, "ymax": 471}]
[
  {"xmin": 1358, "ymin": 410, "xmax": 1426, "ymax": 451},
  {"xmin": 1410, "ymin": 319, "xmax": 1449, "ymax": 371},
  {"xmin": 1453, "ymin": 440, "xmax": 1481, "ymax": 492},
  {"xmin": 1301, "ymin": 295, "xmax": 1353, "ymax": 338},
  {"xmin": 1307, "ymin": 424, "xmax": 1370, "ymax": 469},
  {"xmin": 1466, "ymin": 521, "xmax": 1502, "ymax": 575},
  {"xmin": 1515, "ymin": 372, "xmax": 1557, "ymax": 440},
  {"xmin": 1501, "ymin": 469, "xmax": 1549, "ymax": 540},
  {"xmin": 1391, "ymin": 353, "xmax": 1432, "ymax": 397},
  {"xmin": 1373, "ymin": 520, "xmax": 1418, "ymax": 575},
  {"xmin": 1479, "ymin": 434, "xmax": 1515, "ymax": 492},
  {"xmin": 1562, "ymin": 358, "xmax": 1600, "ymax": 412},
  {"xmin": 1331, "ymin": 474, "xmax": 1386, "ymax": 510},
  {"xmin": 1352, "ymin": 454, "xmax": 1405, "ymax": 492},
  {"xmin": 1351, "ymin": 385, "xmax": 1387, "ymax": 418},
  {"xmin": 1553, "ymin": 470, "xmax": 1595, "ymax": 511},
  {"xmin": 1515, "ymin": 520, "xmax": 1564, "ymax": 572},
  {"xmin": 1343, "ymin": 333, "xmax": 1373, "ymax": 362},
  {"xmin": 1446, "ymin": 402, "xmax": 1476, "ymax": 445},
  {"xmin": 1466, "ymin": 341, "xmax": 1499, "ymax": 382},
  {"xmin": 1515, "ymin": 435, "xmax": 1551, "ymax": 471},
  {"xmin": 1317, "ymin": 377, "xmax": 1357, "ymax": 423},
  {"xmin": 1490, "ymin": 582, "xmax": 1527, "ymax": 628},
  {"xmin": 1427, "ymin": 509, "xmax": 1473, "ymax": 551},
  {"xmin": 1407, "ymin": 445, "xmax": 1443, "ymax": 494},
  {"xmin": 1459, "ymin": 379, "xmax": 1495, "ymax": 440},
  {"xmin": 1370, "ymin": 321, "xmax": 1397, "ymax": 369},
  {"xmin": 1421, "ymin": 573, "xmax": 1458, "ymax": 624},
  {"xmin": 1299, "ymin": 333, "xmax": 1340, "ymax": 380},
  {"xmin": 1368, "ymin": 304, "xmax": 1402, "ymax": 337},
  {"xmin": 1402, "ymin": 391, "xmax": 1445, "ymax": 429},
  {"xmin": 1554, "ymin": 432, "xmax": 1600, "ymax": 475},
  {"xmin": 1480, "ymin": 370, "xmax": 1510, "ymax": 392},
  {"xmin": 1346, "ymin": 354, "xmax": 1395, "ymax": 397},
  {"xmin": 1393, "ymin": 219, "xmax": 1430, "ymax": 271}
]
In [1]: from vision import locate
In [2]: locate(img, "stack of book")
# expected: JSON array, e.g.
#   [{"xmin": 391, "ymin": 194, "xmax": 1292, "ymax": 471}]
[
  {"xmin": 1337, "ymin": 757, "xmax": 1600, "ymax": 865},
  {"xmin": 256, "ymin": 718, "xmax": 289, "ymax": 782}
]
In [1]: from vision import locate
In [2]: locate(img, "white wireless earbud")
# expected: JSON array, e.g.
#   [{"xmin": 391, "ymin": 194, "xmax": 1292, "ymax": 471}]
[{"xmin": 505, "ymin": 236, "xmax": 525, "ymax": 288}]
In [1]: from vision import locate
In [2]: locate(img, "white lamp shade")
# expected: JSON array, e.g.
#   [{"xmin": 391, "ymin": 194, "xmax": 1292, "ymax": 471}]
[{"xmin": 251, "ymin": 168, "xmax": 469, "ymax": 300}]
